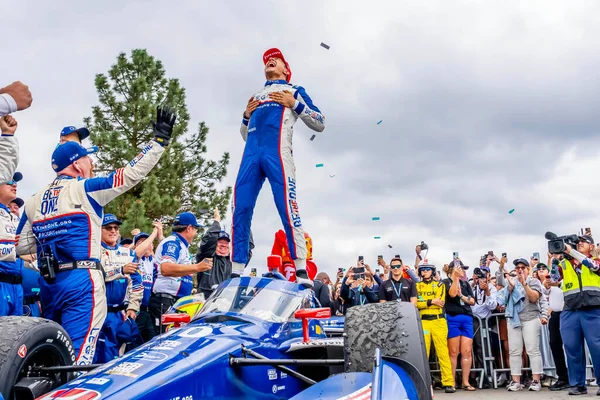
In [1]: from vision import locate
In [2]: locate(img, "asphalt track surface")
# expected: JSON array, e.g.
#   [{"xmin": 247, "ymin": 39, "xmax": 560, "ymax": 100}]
[{"xmin": 435, "ymin": 388, "xmax": 595, "ymax": 399}]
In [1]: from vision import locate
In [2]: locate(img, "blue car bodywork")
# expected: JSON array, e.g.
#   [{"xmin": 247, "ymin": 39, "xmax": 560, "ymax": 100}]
[{"xmin": 39, "ymin": 277, "xmax": 420, "ymax": 400}]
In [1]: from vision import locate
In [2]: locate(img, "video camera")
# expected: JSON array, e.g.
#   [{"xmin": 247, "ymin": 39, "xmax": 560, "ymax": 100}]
[
  {"xmin": 545, "ymin": 231, "xmax": 579, "ymax": 254},
  {"xmin": 473, "ymin": 267, "xmax": 488, "ymax": 279},
  {"xmin": 420, "ymin": 241, "xmax": 428, "ymax": 251}
]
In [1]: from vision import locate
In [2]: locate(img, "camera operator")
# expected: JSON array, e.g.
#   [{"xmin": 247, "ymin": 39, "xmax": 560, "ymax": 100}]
[
  {"xmin": 555, "ymin": 234, "xmax": 600, "ymax": 395},
  {"xmin": 16, "ymin": 107, "xmax": 177, "ymax": 365},
  {"xmin": 471, "ymin": 267, "xmax": 498, "ymax": 388}
]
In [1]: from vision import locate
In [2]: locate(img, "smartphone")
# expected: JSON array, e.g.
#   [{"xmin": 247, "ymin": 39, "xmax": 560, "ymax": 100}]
[
  {"xmin": 533, "ymin": 252, "xmax": 540, "ymax": 260},
  {"xmin": 377, "ymin": 255, "xmax": 383, "ymax": 259},
  {"xmin": 453, "ymin": 252, "xmax": 459, "ymax": 259},
  {"xmin": 358, "ymin": 256, "xmax": 364, "ymax": 263},
  {"xmin": 487, "ymin": 250, "xmax": 494, "ymax": 256},
  {"xmin": 394, "ymin": 254, "xmax": 401, "ymax": 259},
  {"xmin": 375, "ymin": 269, "xmax": 380, "ymax": 274},
  {"xmin": 338, "ymin": 267, "xmax": 344, "ymax": 274},
  {"xmin": 502, "ymin": 252, "xmax": 507, "ymax": 258},
  {"xmin": 354, "ymin": 266, "xmax": 365, "ymax": 274},
  {"xmin": 586, "ymin": 227, "xmax": 592, "ymax": 235}
]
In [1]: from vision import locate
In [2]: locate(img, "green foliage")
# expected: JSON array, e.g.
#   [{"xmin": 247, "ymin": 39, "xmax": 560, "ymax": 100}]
[{"xmin": 84, "ymin": 49, "xmax": 231, "ymax": 248}]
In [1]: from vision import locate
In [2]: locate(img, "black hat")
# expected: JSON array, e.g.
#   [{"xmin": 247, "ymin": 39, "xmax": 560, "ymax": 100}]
[{"xmin": 10, "ymin": 197, "xmax": 24, "ymax": 208}]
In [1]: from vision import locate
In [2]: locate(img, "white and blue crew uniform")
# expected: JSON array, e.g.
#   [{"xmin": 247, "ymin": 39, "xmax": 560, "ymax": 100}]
[
  {"xmin": 94, "ymin": 239, "xmax": 143, "ymax": 363},
  {"xmin": 0, "ymin": 202, "xmax": 23, "ymax": 316},
  {"xmin": 149, "ymin": 233, "xmax": 193, "ymax": 334},
  {"xmin": 231, "ymin": 79, "xmax": 325, "ymax": 277},
  {"xmin": 16, "ymin": 140, "xmax": 165, "ymax": 364}
]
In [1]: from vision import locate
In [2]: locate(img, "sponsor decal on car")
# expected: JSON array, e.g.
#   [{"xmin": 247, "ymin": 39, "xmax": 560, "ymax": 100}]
[
  {"xmin": 272, "ymin": 384, "xmax": 285, "ymax": 394},
  {"xmin": 133, "ymin": 351, "xmax": 169, "ymax": 362},
  {"xmin": 106, "ymin": 362, "xmax": 144, "ymax": 378},
  {"xmin": 153, "ymin": 340, "xmax": 182, "ymax": 351},
  {"xmin": 17, "ymin": 344, "xmax": 27, "ymax": 358},
  {"xmin": 179, "ymin": 326, "xmax": 213, "ymax": 338},
  {"xmin": 268, "ymin": 369, "xmax": 277, "ymax": 380},
  {"xmin": 168, "ymin": 396, "xmax": 193, "ymax": 400},
  {"xmin": 37, "ymin": 388, "xmax": 101, "ymax": 400},
  {"xmin": 336, "ymin": 383, "xmax": 372, "ymax": 400},
  {"xmin": 280, "ymin": 371, "xmax": 287, "ymax": 379},
  {"xmin": 87, "ymin": 377, "xmax": 110, "ymax": 385}
]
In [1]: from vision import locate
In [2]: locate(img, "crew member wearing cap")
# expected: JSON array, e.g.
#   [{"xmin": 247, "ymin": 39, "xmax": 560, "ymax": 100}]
[
  {"xmin": 231, "ymin": 47, "xmax": 325, "ymax": 287},
  {"xmin": 8, "ymin": 196, "xmax": 23, "ymax": 216},
  {"xmin": 16, "ymin": 106, "xmax": 177, "ymax": 365},
  {"xmin": 0, "ymin": 172, "xmax": 24, "ymax": 316},
  {"xmin": 442, "ymin": 260, "xmax": 476, "ymax": 391},
  {"xmin": 150, "ymin": 212, "xmax": 213, "ymax": 334},
  {"xmin": 556, "ymin": 235, "xmax": 600, "ymax": 395},
  {"xmin": 132, "ymin": 220, "xmax": 163, "ymax": 342},
  {"xmin": 196, "ymin": 207, "xmax": 233, "ymax": 299},
  {"xmin": 416, "ymin": 262, "xmax": 455, "ymax": 393},
  {"xmin": 59, "ymin": 126, "xmax": 90, "ymax": 144},
  {"xmin": 94, "ymin": 214, "xmax": 143, "ymax": 363}
]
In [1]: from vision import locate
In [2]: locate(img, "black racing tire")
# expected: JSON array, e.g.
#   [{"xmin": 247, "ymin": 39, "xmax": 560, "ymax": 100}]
[
  {"xmin": 344, "ymin": 302, "xmax": 432, "ymax": 393},
  {"xmin": 0, "ymin": 317, "xmax": 76, "ymax": 399}
]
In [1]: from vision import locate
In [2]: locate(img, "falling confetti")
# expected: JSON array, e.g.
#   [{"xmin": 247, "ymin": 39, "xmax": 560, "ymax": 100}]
[
  {"xmin": 508, "ymin": 209, "xmax": 515, "ymax": 214},
  {"xmin": 372, "ymin": 217, "xmax": 380, "ymax": 221},
  {"xmin": 329, "ymin": 174, "xmax": 336, "ymax": 178},
  {"xmin": 377, "ymin": 120, "xmax": 383, "ymax": 125},
  {"xmin": 374, "ymin": 236, "xmax": 381, "ymax": 239},
  {"xmin": 315, "ymin": 163, "xmax": 324, "ymax": 168},
  {"xmin": 388, "ymin": 245, "xmax": 393, "ymax": 249},
  {"xmin": 320, "ymin": 42, "xmax": 330, "ymax": 50},
  {"xmin": 310, "ymin": 134, "xmax": 316, "ymax": 141}
]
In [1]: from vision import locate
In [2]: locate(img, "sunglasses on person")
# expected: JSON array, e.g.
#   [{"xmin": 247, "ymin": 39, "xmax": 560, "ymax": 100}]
[
  {"xmin": 102, "ymin": 225, "xmax": 120, "ymax": 231},
  {"xmin": 514, "ymin": 266, "xmax": 527, "ymax": 270},
  {"xmin": 390, "ymin": 264, "xmax": 403, "ymax": 269},
  {"xmin": 420, "ymin": 267, "xmax": 432, "ymax": 272},
  {"xmin": 5, "ymin": 180, "xmax": 17, "ymax": 186}
]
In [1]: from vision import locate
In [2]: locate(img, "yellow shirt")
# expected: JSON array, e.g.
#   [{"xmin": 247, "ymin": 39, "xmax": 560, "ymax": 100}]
[{"xmin": 416, "ymin": 279, "xmax": 446, "ymax": 316}]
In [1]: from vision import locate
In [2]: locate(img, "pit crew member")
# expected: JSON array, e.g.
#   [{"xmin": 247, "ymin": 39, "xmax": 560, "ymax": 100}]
[
  {"xmin": 94, "ymin": 214, "xmax": 143, "ymax": 363},
  {"xmin": 232, "ymin": 47, "xmax": 325, "ymax": 286},
  {"xmin": 150, "ymin": 212, "xmax": 212, "ymax": 334},
  {"xmin": 0, "ymin": 172, "xmax": 23, "ymax": 316},
  {"xmin": 16, "ymin": 106, "xmax": 176, "ymax": 364}
]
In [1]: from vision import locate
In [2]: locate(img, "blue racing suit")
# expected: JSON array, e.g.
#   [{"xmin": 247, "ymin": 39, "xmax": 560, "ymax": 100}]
[
  {"xmin": 94, "ymin": 242, "xmax": 143, "ymax": 363},
  {"xmin": 21, "ymin": 259, "xmax": 42, "ymax": 317},
  {"xmin": 231, "ymin": 80, "xmax": 324, "ymax": 274},
  {"xmin": 0, "ymin": 203, "xmax": 22, "ymax": 316},
  {"xmin": 16, "ymin": 140, "xmax": 165, "ymax": 364}
]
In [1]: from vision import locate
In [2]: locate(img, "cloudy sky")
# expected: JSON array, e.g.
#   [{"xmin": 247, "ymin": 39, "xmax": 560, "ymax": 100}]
[{"xmin": 4, "ymin": 0, "xmax": 600, "ymax": 278}]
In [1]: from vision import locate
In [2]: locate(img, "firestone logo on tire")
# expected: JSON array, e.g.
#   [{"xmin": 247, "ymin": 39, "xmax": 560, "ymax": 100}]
[
  {"xmin": 37, "ymin": 388, "xmax": 101, "ymax": 400},
  {"xmin": 17, "ymin": 344, "xmax": 27, "ymax": 358}
]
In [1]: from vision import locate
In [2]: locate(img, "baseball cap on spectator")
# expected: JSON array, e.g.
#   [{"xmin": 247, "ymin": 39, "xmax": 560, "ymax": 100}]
[
  {"xmin": 532, "ymin": 263, "xmax": 549, "ymax": 273},
  {"xmin": 61, "ymin": 126, "xmax": 90, "ymax": 141},
  {"xmin": 448, "ymin": 259, "xmax": 469, "ymax": 270},
  {"xmin": 578, "ymin": 235, "xmax": 594, "ymax": 244},
  {"xmin": 263, "ymin": 48, "xmax": 292, "ymax": 82},
  {"xmin": 218, "ymin": 230, "xmax": 230, "ymax": 242},
  {"xmin": 102, "ymin": 214, "xmax": 122, "ymax": 226},
  {"xmin": 51, "ymin": 141, "xmax": 98, "ymax": 172},
  {"xmin": 119, "ymin": 238, "xmax": 133, "ymax": 246},
  {"xmin": 134, "ymin": 232, "xmax": 150, "ymax": 245},
  {"xmin": 513, "ymin": 258, "xmax": 530, "ymax": 267},
  {"xmin": 173, "ymin": 212, "xmax": 203, "ymax": 228},
  {"xmin": 10, "ymin": 197, "xmax": 24, "ymax": 208}
]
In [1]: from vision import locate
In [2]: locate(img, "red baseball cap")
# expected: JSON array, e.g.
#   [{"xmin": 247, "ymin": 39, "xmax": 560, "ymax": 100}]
[{"xmin": 263, "ymin": 48, "xmax": 292, "ymax": 82}]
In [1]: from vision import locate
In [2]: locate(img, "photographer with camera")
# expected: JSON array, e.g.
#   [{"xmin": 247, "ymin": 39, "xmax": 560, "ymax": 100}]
[{"xmin": 547, "ymin": 232, "xmax": 600, "ymax": 395}]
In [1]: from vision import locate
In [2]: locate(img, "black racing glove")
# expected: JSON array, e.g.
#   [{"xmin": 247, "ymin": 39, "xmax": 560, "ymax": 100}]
[{"xmin": 152, "ymin": 106, "xmax": 177, "ymax": 146}]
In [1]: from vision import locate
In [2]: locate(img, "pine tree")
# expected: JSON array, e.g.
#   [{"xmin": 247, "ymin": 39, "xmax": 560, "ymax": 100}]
[{"xmin": 84, "ymin": 49, "xmax": 231, "ymax": 244}]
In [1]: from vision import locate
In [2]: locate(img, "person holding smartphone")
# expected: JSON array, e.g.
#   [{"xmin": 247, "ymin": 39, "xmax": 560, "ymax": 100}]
[
  {"xmin": 95, "ymin": 214, "xmax": 143, "ymax": 363},
  {"xmin": 442, "ymin": 259, "xmax": 476, "ymax": 391}
]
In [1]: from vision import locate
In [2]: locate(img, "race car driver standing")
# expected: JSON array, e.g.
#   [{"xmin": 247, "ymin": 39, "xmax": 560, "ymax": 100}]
[
  {"xmin": 231, "ymin": 48, "xmax": 325, "ymax": 286},
  {"xmin": 16, "ymin": 106, "xmax": 177, "ymax": 365},
  {"xmin": 94, "ymin": 214, "xmax": 143, "ymax": 363}
]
